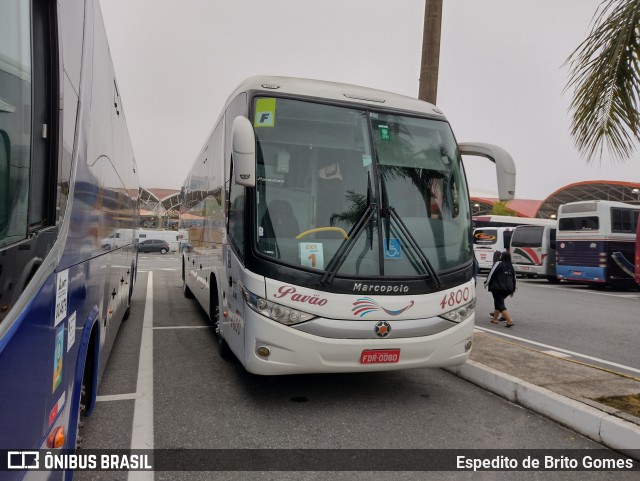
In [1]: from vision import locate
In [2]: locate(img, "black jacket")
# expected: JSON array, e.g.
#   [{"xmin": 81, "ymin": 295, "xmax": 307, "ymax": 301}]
[{"xmin": 485, "ymin": 260, "xmax": 516, "ymax": 294}]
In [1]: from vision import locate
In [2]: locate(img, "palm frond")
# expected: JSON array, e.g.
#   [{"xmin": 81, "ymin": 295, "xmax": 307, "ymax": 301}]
[{"xmin": 565, "ymin": 0, "xmax": 640, "ymax": 163}]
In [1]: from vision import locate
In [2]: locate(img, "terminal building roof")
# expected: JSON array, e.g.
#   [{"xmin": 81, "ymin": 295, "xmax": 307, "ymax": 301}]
[{"xmin": 471, "ymin": 180, "xmax": 640, "ymax": 219}]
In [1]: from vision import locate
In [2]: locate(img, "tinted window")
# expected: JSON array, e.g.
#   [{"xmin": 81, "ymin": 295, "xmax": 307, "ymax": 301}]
[
  {"xmin": 225, "ymin": 94, "xmax": 247, "ymax": 260},
  {"xmin": 227, "ymin": 164, "xmax": 245, "ymax": 257},
  {"xmin": 559, "ymin": 217, "xmax": 599, "ymax": 231},
  {"xmin": 0, "ymin": 0, "xmax": 31, "ymax": 248},
  {"xmin": 511, "ymin": 226, "xmax": 543, "ymax": 247},
  {"xmin": 611, "ymin": 208, "xmax": 638, "ymax": 233}
]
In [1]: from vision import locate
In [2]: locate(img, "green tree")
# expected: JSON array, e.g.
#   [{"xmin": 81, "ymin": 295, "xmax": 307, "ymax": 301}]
[
  {"xmin": 565, "ymin": 0, "xmax": 640, "ymax": 163},
  {"xmin": 491, "ymin": 201, "xmax": 518, "ymax": 217}
]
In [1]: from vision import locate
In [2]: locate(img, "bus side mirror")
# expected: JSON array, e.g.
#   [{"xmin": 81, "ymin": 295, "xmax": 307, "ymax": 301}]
[
  {"xmin": 232, "ymin": 116, "xmax": 256, "ymax": 187},
  {"xmin": 458, "ymin": 142, "xmax": 516, "ymax": 201}
]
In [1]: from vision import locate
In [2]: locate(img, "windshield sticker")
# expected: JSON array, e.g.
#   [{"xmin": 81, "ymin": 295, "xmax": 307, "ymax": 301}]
[
  {"xmin": 362, "ymin": 154, "xmax": 372, "ymax": 167},
  {"xmin": 384, "ymin": 238, "xmax": 402, "ymax": 259},
  {"xmin": 378, "ymin": 124, "xmax": 391, "ymax": 141},
  {"xmin": 254, "ymin": 98, "xmax": 276, "ymax": 127},
  {"xmin": 52, "ymin": 325, "xmax": 64, "ymax": 392},
  {"xmin": 352, "ymin": 297, "xmax": 415, "ymax": 317},
  {"xmin": 299, "ymin": 242, "xmax": 325, "ymax": 270}
]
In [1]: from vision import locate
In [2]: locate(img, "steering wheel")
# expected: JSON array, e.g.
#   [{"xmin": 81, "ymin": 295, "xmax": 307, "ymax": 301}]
[{"xmin": 295, "ymin": 227, "xmax": 349, "ymax": 240}]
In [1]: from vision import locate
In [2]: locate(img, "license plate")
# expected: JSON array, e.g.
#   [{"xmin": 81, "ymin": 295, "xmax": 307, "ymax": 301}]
[
  {"xmin": 360, "ymin": 349, "xmax": 400, "ymax": 364},
  {"xmin": 572, "ymin": 271, "xmax": 583, "ymax": 277},
  {"xmin": 520, "ymin": 266, "xmax": 529, "ymax": 271}
]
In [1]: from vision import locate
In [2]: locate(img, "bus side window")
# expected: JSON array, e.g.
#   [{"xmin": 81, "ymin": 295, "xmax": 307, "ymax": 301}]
[{"xmin": 228, "ymin": 163, "xmax": 245, "ymax": 259}]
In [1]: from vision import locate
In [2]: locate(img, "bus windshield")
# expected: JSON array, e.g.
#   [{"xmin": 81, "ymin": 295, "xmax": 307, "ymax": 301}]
[{"xmin": 253, "ymin": 97, "xmax": 470, "ymax": 278}]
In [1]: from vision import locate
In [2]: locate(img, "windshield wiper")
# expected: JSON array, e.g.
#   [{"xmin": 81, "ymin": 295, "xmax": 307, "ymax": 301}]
[
  {"xmin": 380, "ymin": 175, "xmax": 441, "ymax": 289},
  {"xmin": 320, "ymin": 173, "xmax": 375, "ymax": 286}
]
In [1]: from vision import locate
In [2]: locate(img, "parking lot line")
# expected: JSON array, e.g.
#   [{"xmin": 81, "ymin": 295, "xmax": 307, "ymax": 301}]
[{"xmin": 128, "ymin": 271, "xmax": 154, "ymax": 481}]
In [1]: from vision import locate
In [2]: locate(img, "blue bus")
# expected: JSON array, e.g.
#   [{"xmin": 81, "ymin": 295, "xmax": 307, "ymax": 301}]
[
  {"xmin": 556, "ymin": 200, "xmax": 639, "ymax": 287},
  {"xmin": 0, "ymin": 0, "xmax": 138, "ymax": 477}
]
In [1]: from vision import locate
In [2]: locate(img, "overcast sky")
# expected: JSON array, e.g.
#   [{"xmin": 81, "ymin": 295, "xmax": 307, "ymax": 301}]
[{"xmin": 99, "ymin": 0, "xmax": 640, "ymax": 200}]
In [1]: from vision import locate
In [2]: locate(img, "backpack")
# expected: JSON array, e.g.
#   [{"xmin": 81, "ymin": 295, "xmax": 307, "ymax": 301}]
[{"xmin": 489, "ymin": 262, "xmax": 515, "ymax": 294}]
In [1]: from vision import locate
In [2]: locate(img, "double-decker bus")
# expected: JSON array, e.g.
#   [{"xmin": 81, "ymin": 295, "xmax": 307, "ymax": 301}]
[
  {"xmin": 180, "ymin": 76, "xmax": 515, "ymax": 375},
  {"xmin": 556, "ymin": 200, "xmax": 639, "ymax": 287},
  {"xmin": 0, "ymin": 0, "xmax": 139, "ymax": 474},
  {"xmin": 510, "ymin": 220, "xmax": 558, "ymax": 281}
]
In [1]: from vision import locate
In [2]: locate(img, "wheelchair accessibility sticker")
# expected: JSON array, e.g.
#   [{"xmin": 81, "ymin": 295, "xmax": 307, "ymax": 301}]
[{"xmin": 384, "ymin": 238, "xmax": 402, "ymax": 259}]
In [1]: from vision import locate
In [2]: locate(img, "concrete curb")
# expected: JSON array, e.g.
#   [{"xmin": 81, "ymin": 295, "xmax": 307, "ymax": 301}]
[{"xmin": 445, "ymin": 360, "xmax": 640, "ymax": 460}]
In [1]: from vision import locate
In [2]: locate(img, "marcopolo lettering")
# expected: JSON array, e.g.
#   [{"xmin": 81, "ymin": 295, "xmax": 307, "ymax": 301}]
[
  {"xmin": 353, "ymin": 283, "xmax": 409, "ymax": 293},
  {"xmin": 257, "ymin": 177, "xmax": 284, "ymax": 184}
]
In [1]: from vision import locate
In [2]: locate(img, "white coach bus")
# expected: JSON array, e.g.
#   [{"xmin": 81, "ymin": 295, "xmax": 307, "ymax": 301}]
[{"xmin": 180, "ymin": 76, "xmax": 515, "ymax": 375}]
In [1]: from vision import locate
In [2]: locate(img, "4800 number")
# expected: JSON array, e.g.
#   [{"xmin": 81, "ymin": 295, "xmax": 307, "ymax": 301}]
[{"xmin": 440, "ymin": 287, "xmax": 470, "ymax": 309}]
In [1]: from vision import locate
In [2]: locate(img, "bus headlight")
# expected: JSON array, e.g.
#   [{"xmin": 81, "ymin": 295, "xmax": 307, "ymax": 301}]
[
  {"xmin": 242, "ymin": 287, "xmax": 315, "ymax": 325},
  {"xmin": 439, "ymin": 299, "xmax": 475, "ymax": 323}
]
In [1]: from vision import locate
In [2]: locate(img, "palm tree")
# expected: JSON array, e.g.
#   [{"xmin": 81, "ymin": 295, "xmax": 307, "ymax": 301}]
[{"xmin": 565, "ymin": 0, "xmax": 640, "ymax": 163}]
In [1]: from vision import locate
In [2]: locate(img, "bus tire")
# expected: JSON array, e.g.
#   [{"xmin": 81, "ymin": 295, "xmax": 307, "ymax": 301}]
[
  {"xmin": 123, "ymin": 264, "xmax": 135, "ymax": 320},
  {"xmin": 75, "ymin": 329, "xmax": 96, "ymax": 449},
  {"xmin": 546, "ymin": 276, "xmax": 560, "ymax": 283},
  {"xmin": 183, "ymin": 278, "xmax": 194, "ymax": 298},
  {"xmin": 209, "ymin": 278, "xmax": 232, "ymax": 360},
  {"xmin": 218, "ymin": 334, "xmax": 233, "ymax": 361}
]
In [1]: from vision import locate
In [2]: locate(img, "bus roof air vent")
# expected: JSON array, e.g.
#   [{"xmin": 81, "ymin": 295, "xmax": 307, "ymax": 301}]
[
  {"xmin": 343, "ymin": 93, "xmax": 385, "ymax": 103},
  {"xmin": 261, "ymin": 83, "xmax": 280, "ymax": 89}
]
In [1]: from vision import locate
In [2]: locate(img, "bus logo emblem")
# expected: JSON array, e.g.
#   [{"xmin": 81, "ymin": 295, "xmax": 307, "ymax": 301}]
[{"xmin": 374, "ymin": 321, "xmax": 391, "ymax": 338}]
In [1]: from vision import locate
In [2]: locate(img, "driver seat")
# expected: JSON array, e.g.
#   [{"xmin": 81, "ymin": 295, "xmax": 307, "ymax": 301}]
[{"xmin": 266, "ymin": 200, "xmax": 300, "ymax": 238}]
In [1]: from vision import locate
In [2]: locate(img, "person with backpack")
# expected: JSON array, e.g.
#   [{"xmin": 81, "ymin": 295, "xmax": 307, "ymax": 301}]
[
  {"xmin": 488, "ymin": 250, "xmax": 506, "ymax": 322},
  {"xmin": 484, "ymin": 251, "xmax": 517, "ymax": 327}
]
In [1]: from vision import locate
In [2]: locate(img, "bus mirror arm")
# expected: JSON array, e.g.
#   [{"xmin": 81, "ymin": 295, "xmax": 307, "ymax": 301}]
[
  {"xmin": 232, "ymin": 116, "xmax": 256, "ymax": 187},
  {"xmin": 458, "ymin": 142, "xmax": 516, "ymax": 201}
]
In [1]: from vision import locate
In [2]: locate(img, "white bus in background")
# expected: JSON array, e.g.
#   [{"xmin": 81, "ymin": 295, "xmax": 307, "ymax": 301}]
[
  {"xmin": 138, "ymin": 229, "xmax": 179, "ymax": 252},
  {"xmin": 510, "ymin": 220, "xmax": 558, "ymax": 281},
  {"xmin": 180, "ymin": 76, "xmax": 516, "ymax": 375},
  {"xmin": 473, "ymin": 227, "xmax": 514, "ymax": 270},
  {"xmin": 472, "ymin": 214, "xmax": 558, "ymax": 228}
]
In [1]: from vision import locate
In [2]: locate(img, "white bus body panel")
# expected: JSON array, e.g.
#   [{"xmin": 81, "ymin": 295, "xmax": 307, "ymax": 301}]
[
  {"xmin": 242, "ymin": 309, "xmax": 474, "ymax": 375},
  {"xmin": 473, "ymin": 227, "xmax": 514, "ymax": 270},
  {"xmin": 219, "ymin": 270, "xmax": 475, "ymax": 375}
]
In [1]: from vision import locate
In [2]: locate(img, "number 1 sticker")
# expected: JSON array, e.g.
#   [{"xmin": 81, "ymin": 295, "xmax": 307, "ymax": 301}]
[{"xmin": 299, "ymin": 242, "xmax": 324, "ymax": 270}]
